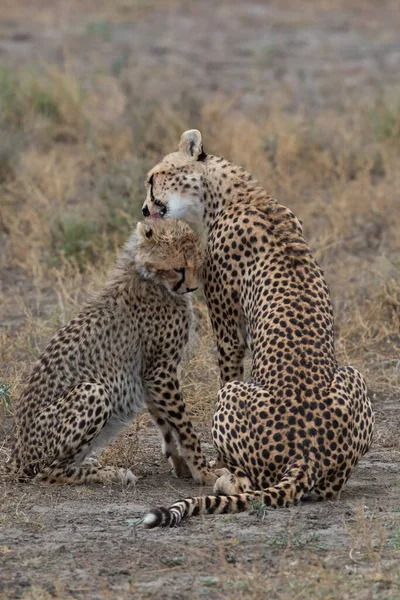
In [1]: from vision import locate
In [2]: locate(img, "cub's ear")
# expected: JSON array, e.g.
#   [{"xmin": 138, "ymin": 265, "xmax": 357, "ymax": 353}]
[
  {"xmin": 137, "ymin": 221, "xmax": 153, "ymax": 240},
  {"xmin": 178, "ymin": 129, "xmax": 206, "ymax": 160}
]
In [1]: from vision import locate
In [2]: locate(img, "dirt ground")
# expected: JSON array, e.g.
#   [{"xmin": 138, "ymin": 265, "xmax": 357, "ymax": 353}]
[
  {"xmin": 0, "ymin": 398, "xmax": 400, "ymax": 600},
  {"xmin": 1, "ymin": 1, "xmax": 400, "ymax": 599},
  {"xmin": 1, "ymin": 394, "xmax": 400, "ymax": 599}
]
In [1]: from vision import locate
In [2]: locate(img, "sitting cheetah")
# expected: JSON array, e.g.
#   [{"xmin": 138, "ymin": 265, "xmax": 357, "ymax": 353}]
[
  {"xmin": 10, "ymin": 218, "xmax": 216, "ymax": 486},
  {"xmin": 140, "ymin": 130, "xmax": 374, "ymax": 526}
]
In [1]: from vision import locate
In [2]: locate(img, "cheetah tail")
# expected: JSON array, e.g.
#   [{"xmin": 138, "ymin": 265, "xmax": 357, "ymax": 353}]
[
  {"xmin": 143, "ymin": 493, "xmax": 252, "ymax": 528},
  {"xmin": 143, "ymin": 463, "xmax": 313, "ymax": 528}
]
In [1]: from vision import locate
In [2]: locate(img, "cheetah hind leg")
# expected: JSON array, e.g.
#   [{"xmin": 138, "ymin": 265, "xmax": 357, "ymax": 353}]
[
  {"xmin": 313, "ymin": 478, "xmax": 343, "ymax": 501},
  {"xmin": 35, "ymin": 382, "xmax": 136, "ymax": 485},
  {"xmin": 37, "ymin": 462, "xmax": 137, "ymax": 485},
  {"xmin": 314, "ymin": 365, "xmax": 374, "ymax": 501}
]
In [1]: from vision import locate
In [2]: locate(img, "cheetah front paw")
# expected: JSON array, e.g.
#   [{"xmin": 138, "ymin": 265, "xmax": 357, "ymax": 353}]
[
  {"xmin": 119, "ymin": 468, "xmax": 138, "ymax": 485},
  {"xmin": 169, "ymin": 455, "xmax": 192, "ymax": 479},
  {"xmin": 213, "ymin": 472, "xmax": 238, "ymax": 495},
  {"xmin": 83, "ymin": 457, "xmax": 101, "ymax": 468},
  {"xmin": 208, "ymin": 458, "xmax": 227, "ymax": 470},
  {"xmin": 102, "ymin": 467, "xmax": 137, "ymax": 485},
  {"xmin": 196, "ymin": 469, "xmax": 218, "ymax": 486}
]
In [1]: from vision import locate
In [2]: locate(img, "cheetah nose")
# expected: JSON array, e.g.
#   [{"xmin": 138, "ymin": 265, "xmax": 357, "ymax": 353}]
[{"xmin": 142, "ymin": 205, "xmax": 150, "ymax": 217}]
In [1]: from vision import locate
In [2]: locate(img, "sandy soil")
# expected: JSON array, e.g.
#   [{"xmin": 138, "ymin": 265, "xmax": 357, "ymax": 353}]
[{"xmin": 1, "ymin": 394, "xmax": 399, "ymax": 599}]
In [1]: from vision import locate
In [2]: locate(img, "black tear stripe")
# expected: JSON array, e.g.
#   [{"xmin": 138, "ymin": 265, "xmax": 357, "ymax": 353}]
[
  {"xmin": 149, "ymin": 174, "xmax": 166, "ymax": 211},
  {"xmin": 172, "ymin": 269, "xmax": 185, "ymax": 292},
  {"xmin": 149, "ymin": 175, "xmax": 156, "ymax": 203}
]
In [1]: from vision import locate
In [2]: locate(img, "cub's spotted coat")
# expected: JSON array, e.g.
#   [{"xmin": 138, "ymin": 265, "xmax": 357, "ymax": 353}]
[
  {"xmin": 10, "ymin": 219, "xmax": 217, "ymax": 486},
  {"xmin": 140, "ymin": 130, "xmax": 374, "ymax": 527}
]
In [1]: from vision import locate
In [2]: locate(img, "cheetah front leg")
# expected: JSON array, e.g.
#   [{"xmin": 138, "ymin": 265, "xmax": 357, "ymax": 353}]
[
  {"xmin": 208, "ymin": 317, "xmax": 246, "ymax": 386},
  {"xmin": 145, "ymin": 368, "xmax": 217, "ymax": 486},
  {"xmin": 216, "ymin": 338, "xmax": 246, "ymax": 387},
  {"xmin": 147, "ymin": 399, "xmax": 192, "ymax": 478}
]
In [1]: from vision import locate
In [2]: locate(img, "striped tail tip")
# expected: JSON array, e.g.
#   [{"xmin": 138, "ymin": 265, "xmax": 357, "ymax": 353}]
[
  {"xmin": 143, "ymin": 503, "xmax": 186, "ymax": 529},
  {"xmin": 142, "ymin": 510, "xmax": 161, "ymax": 528}
]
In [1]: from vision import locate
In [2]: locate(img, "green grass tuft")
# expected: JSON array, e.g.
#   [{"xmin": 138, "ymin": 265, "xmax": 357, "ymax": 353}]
[{"xmin": 50, "ymin": 214, "xmax": 101, "ymax": 269}]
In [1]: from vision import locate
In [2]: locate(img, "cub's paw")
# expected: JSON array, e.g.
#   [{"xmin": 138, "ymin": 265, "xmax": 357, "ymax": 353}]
[
  {"xmin": 83, "ymin": 457, "xmax": 101, "ymax": 468},
  {"xmin": 120, "ymin": 468, "xmax": 138, "ymax": 485},
  {"xmin": 170, "ymin": 455, "xmax": 192, "ymax": 479},
  {"xmin": 104, "ymin": 467, "xmax": 137, "ymax": 485},
  {"xmin": 208, "ymin": 458, "xmax": 227, "ymax": 470}
]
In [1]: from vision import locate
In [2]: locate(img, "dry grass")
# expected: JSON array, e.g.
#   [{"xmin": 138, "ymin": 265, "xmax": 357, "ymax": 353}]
[
  {"xmin": 0, "ymin": 47, "xmax": 399, "ymax": 471},
  {"xmin": 1, "ymin": 65, "xmax": 399, "ymax": 398}
]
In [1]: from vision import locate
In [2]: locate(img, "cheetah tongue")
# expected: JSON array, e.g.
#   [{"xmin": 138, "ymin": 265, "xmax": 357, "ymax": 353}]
[{"xmin": 149, "ymin": 212, "xmax": 163, "ymax": 219}]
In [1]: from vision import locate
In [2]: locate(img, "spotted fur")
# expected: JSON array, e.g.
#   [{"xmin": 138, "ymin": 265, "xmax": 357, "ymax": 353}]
[
  {"xmin": 141, "ymin": 130, "xmax": 375, "ymax": 526},
  {"xmin": 10, "ymin": 219, "xmax": 217, "ymax": 486}
]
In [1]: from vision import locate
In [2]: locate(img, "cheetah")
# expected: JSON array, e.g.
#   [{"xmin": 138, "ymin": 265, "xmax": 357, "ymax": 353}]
[
  {"xmin": 9, "ymin": 218, "xmax": 217, "ymax": 486},
  {"xmin": 139, "ymin": 129, "xmax": 374, "ymax": 527}
]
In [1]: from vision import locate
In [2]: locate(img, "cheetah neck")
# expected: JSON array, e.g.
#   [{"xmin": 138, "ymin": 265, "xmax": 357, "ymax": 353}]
[
  {"xmin": 202, "ymin": 155, "xmax": 313, "ymax": 262},
  {"xmin": 202, "ymin": 155, "xmax": 274, "ymax": 229}
]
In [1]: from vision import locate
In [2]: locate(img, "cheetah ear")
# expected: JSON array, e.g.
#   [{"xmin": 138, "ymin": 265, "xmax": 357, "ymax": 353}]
[
  {"xmin": 137, "ymin": 221, "xmax": 153, "ymax": 240},
  {"xmin": 178, "ymin": 129, "xmax": 206, "ymax": 161}
]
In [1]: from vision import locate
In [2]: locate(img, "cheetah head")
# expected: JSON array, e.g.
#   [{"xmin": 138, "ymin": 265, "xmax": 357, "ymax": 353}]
[
  {"xmin": 142, "ymin": 129, "xmax": 206, "ymax": 226},
  {"xmin": 135, "ymin": 218, "xmax": 203, "ymax": 295}
]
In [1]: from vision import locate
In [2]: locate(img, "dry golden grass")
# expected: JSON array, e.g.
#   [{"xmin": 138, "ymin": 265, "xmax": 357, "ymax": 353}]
[{"xmin": 0, "ymin": 63, "xmax": 399, "ymax": 464}]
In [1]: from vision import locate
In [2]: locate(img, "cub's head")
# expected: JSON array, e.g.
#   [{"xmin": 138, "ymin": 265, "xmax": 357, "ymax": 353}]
[
  {"xmin": 135, "ymin": 218, "xmax": 203, "ymax": 295},
  {"xmin": 142, "ymin": 129, "xmax": 206, "ymax": 226}
]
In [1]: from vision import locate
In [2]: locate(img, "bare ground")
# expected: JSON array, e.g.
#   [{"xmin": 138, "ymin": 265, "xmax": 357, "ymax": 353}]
[
  {"xmin": 1, "ymin": 395, "xmax": 399, "ymax": 600},
  {"xmin": 1, "ymin": 1, "xmax": 400, "ymax": 599}
]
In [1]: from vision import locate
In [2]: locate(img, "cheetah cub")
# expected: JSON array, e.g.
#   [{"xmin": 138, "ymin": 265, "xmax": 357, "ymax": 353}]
[{"xmin": 10, "ymin": 219, "xmax": 216, "ymax": 486}]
